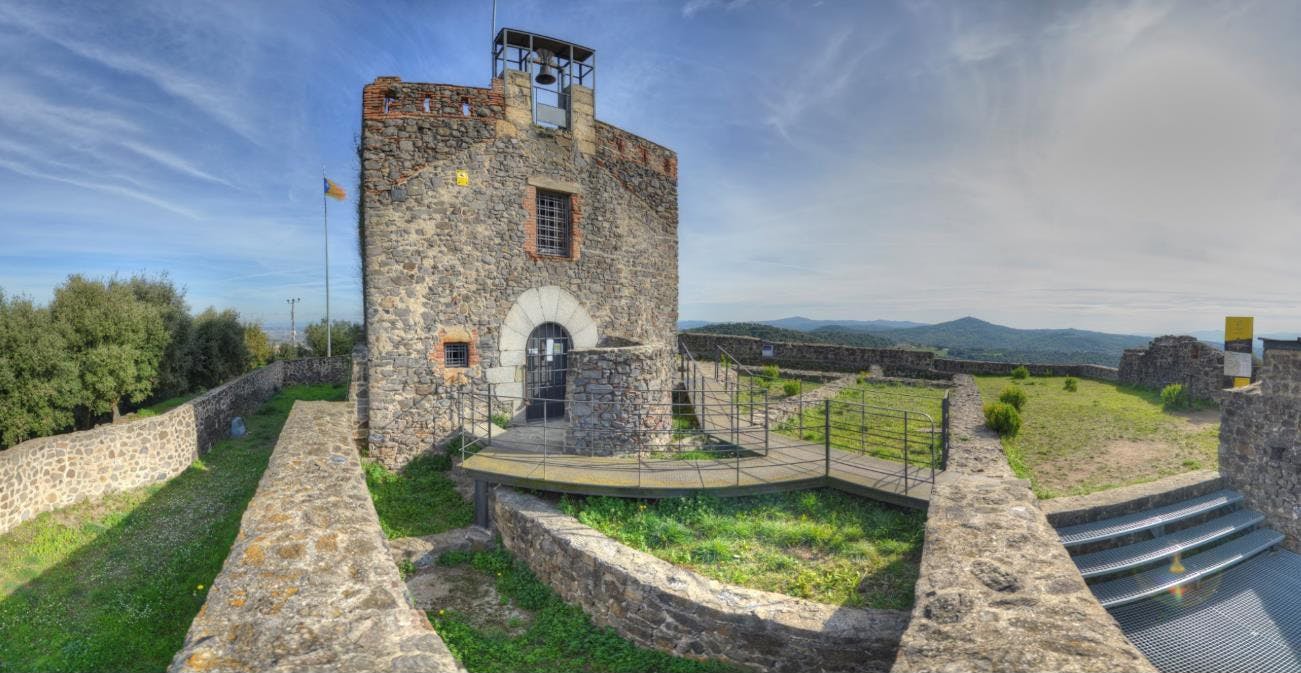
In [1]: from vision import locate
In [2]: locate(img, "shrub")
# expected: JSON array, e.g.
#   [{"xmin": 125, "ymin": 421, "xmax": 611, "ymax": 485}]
[
  {"xmin": 1063, "ymin": 377, "xmax": 1078, "ymax": 392},
  {"xmin": 998, "ymin": 385, "xmax": 1027, "ymax": 411},
  {"xmin": 760, "ymin": 364, "xmax": 780, "ymax": 382},
  {"xmin": 491, "ymin": 412, "xmax": 511, "ymax": 429},
  {"xmin": 1161, "ymin": 384, "xmax": 1190, "ymax": 410},
  {"xmin": 1010, "ymin": 365, "xmax": 1030, "ymax": 380},
  {"xmin": 984, "ymin": 402, "xmax": 1022, "ymax": 436},
  {"xmin": 782, "ymin": 380, "xmax": 801, "ymax": 397},
  {"xmin": 856, "ymin": 371, "xmax": 872, "ymax": 384}
]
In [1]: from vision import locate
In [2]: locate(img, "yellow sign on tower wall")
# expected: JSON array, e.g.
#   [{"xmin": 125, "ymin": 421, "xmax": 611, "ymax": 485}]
[{"xmin": 455, "ymin": 169, "xmax": 469, "ymax": 186}]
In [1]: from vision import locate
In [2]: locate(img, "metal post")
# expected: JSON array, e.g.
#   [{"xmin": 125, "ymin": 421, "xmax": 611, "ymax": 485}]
[
  {"xmin": 859, "ymin": 391, "xmax": 866, "ymax": 455},
  {"xmin": 941, "ymin": 395, "xmax": 950, "ymax": 471},
  {"xmin": 824, "ymin": 399, "xmax": 831, "ymax": 477},
  {"xmin": 763, "ymin": 388, "xmax": 769, "ymax": 455},
  {"xmin": 474, "ymin": 480, "xmax": 490, "ymax": 529},
  {"xmin": 903, "ymin": 411, "xmax": 910, "ymax": 493}
]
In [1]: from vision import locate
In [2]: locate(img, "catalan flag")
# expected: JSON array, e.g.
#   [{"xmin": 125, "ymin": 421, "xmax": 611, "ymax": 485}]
[{"xmin": 324, "ymin": 177, "xmax": 347, "ymax": 201}]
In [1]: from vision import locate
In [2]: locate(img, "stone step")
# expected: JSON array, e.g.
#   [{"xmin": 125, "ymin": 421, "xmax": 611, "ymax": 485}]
[
  {"xmin": 1058, "ymin": 489, "xmax": 1244, "ymax": 548},
  {"xmin": 1073, "ymin": 509, "xmax": 1265, "ymax": 579},
  {"xmin": 1091, "ymin": 528, "xmax": 1284, "ymax": 608}
]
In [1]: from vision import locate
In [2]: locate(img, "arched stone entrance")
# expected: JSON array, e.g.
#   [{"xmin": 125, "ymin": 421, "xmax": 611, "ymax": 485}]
[{"xmin": 489, "ymin": 286, "xmax": 598, "ymax": 403}]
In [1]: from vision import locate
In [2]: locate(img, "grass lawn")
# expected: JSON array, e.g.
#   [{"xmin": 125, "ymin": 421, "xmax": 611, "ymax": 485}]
[
  {"xmin": 735, "ymin": 372, "xmax": 822, "ymax": 409},
  {"xmin": 974, "ymin": 375, "xmax": 1220, "ymax": 499},
  {"xmin": 431, "ymin": 546, "xmax": 739, "ymax": 673},
  {"xmin": 776, "ymin": 379, "xmax": 949, "ymax": 468},
  {"xmin": 363, "ymin": 453, "xmax": 474, "ymax": 539},
  {"xmin": 561, "ymin": 490, "xmax": 924, "ymax": 610},
  {"xmin": 0, "ymin": 383, "xmax": 346, "ymax": 673}
]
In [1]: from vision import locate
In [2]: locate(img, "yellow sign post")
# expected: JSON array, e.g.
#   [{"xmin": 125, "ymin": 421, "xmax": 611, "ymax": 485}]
[
  {"xmin": 455, "ymin": 169, "xmax": 469, "ymax": 186},
  {"xmin": 1224, "ymin": 316, "xmax": 1254, "ymax": 387}
]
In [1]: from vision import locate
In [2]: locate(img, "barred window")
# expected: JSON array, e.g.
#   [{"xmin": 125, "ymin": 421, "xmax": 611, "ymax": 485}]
[
  {"xmin": 535, "ymin": 190, "xmax": 571, "ymax": 257},
  {"xmin": 443, "ymin": 342, "xmax": 469, "ymax": 368}
]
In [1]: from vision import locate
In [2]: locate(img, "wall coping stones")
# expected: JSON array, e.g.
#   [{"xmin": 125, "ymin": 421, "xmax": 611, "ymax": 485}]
[
  {"xmin": 1040, "ymin": 470, "xmax": 1225, "ymax": 529},
  {"xmin": 891, "ymin": 375, "xmax": 1157, "ymax": 673},
  {"xmin": 169, "ymin": 402, "xmax": 463, "ymax": 673},
  {"xmin": 490, "ymin": 487, "xmax": 908, "ymax": 673}
]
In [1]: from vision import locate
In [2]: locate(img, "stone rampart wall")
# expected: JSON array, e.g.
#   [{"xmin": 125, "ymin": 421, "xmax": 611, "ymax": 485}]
[
  {"xmin": 0, "ymin": 357, "xmax": 347, "ymax": 536},
  {"xmin": 1118, "ymin": 335, "xmax": 1225, "ymax": 401},
  {"xmin": 891, "ymin": 375, "xmax": 1156, "ymax": 673},
  {"xmin": 169, "ymin": 402, "xmax": 462, "ymax": 672},
  {"xmin": 491, "ymin": 487, "xmax": 907, "ymax": 673},
  {"xmin": 679, "ymin": 333, "xmax": 1121, "ymax": 382},
  {"xmin": 1219, "ymin": 348, "xmax": 1301, "ymax": 552},
  {"xmin": 284, "ymin": 355, "xmax": 350, "ymax": 386}
]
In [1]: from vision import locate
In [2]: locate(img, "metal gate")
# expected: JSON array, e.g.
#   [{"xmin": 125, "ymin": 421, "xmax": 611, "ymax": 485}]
[{"xmin": 525, "ymin": 322, "xmax": 569, "ymax": 421}]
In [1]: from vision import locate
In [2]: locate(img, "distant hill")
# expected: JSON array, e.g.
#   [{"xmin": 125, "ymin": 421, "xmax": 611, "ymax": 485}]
[
  {"xmin": 762, "ymin": 316, "xmax": 928, "ymax": 332},
  {"xmin": 677, "ymin": 320, "xmax": 713, "ymax": 330},
  {"xmin": 685, "ymin": 322, "xmax": 894, "ymax": 349},
  {"xmin": 880, "ymin": 317, "xmax": 1150, "ymax": 366}
]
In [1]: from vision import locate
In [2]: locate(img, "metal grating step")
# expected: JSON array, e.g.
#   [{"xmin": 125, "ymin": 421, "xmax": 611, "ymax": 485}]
[
  {"xmin": 1110, "ymin": 549, "xmax": 1301, "ymax": 673},
  {"xmin": 1091, "ymin": 528, "xmax": 1284, "ymax": 608},
  {"xmin": 1074, "ymin": 509, "xmax": 1266, "ymax": 579},
  {"xmin": 1058, "ymin": 489, "xmax": 1244, "ymax": 548}
]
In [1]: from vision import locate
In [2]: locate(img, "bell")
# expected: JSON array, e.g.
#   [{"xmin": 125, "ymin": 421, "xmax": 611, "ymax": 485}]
[{"xmin": 533, "ymin": 49, "xmax": 557, "ymax": 85}]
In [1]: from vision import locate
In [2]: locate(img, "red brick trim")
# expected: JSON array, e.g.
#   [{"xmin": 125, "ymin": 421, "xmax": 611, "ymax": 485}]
[{"xmin": 523, "ymin": 185, "xmax": 582, "ymax": 262}]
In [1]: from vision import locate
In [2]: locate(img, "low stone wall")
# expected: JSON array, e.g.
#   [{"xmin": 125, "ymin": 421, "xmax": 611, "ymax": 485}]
[
  {"xmin": 169, "ymin": 402, "xmax": 462, "ymax": 673},
  {"xmin": 0, "ymin": 357, "xmax": 348, "ymax": 537},
  {"xmin": 1040, "ymin": 470, "xmax": 1225, "ymax": 529},
  {"xmin": 678, "ymin": 332, "xmax": 1120, "ymax": 382},
  {"xmin": 1118, "ymin": 335, "xmax": 1225, "ymax": 401},
  {"xmin": 491, "ymin": 487, "xmax": 908, "ymax": 673},
  {"xmin": 891, "ymin": 375, "xmax": 1155, "ymax": 673},
  {"xmin": 763, "ymin": 374, "xmax": 858, "ymax": 428},
  {"xmin": 565, "ymin": 343, "xmax": 674, "ymax": 456},
  {"xmin": 934, "ymin": 358, "xmax": 1119, "ymax": 381},
  {"xmin": 679, "ymin": 333, "xmax": 937, "ymax": 377},
  {"xmin": 1219, "ymin": 347, "xmax": 1301, "ymax": 552},
  {"xmin": 283, "ymin": 354, "xmax": 350, "ymax": 386}
]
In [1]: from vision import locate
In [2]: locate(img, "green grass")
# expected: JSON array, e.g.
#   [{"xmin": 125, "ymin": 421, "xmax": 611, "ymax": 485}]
[
  {"xmin": 775, "ymin": 380, "xmax": 948, "ymax": 467},
  {"xmin": 363, "ymin": 453, "xmax": 474, "ymax": 539},
  {"xmin": 734, "ymin": 373, "xmax": 820, "ymax": 413},
  {"xmin": 132, "ymin": 391, "xmax": 202, "ymax": 418},
  {"xmin": 432, "ymin": 546, "xmax": 739, "ymax": 673},
  {"xmin": 561, "ymin": 490, "xmax": 924, "ymax": 610},
  {"xmin": 974, "ymin": 375, "xmax": 1220, "ymax": 498},
  {"xmin": 0, "ymin": 383, "xmax": 345, "ymax": 673}
]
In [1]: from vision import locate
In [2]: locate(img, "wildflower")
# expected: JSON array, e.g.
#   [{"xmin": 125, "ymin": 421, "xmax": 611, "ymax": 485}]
[{"xmin": 197, "ymin": 584, "xmax": 204, "ymax": 590}]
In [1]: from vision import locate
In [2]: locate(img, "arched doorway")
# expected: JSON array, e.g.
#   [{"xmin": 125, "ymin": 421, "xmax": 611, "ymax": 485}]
[{"xmin": 526, "ymin": 322, "xmax": 570, "ymax": 421}]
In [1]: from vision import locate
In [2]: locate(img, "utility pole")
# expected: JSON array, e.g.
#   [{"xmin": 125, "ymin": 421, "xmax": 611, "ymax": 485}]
[
  {"xmin": 322, "ymin": 166, "xmax": 332, "ymax": 357},
  {"xmin": 286, "ymin": 298, "xmax": 301, "ymax": 356}
]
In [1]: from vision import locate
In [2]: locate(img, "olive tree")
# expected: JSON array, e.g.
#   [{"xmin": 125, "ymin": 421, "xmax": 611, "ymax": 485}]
[{"xmin": 0, "ymin": 292, "xmax": 81, "ymax": 446}]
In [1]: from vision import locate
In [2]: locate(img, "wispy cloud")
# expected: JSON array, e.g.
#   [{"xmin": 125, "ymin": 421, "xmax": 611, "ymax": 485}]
[{"xmin": 682, "ymin": 0, "xmax": 753, "ymax": 19}]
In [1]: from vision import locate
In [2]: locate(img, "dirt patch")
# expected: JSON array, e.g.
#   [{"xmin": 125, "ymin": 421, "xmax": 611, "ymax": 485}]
[
  {"xmin": 1037, "ymin": 439, "xmax": 1170, "ymax": 494},
  {"xmin": 406, "ymin": 563, "xmax": 533, "ymax": 636},
  {"xmin": 1173, "ymin": 409, "xmax": 1221, "ymax": 428}
]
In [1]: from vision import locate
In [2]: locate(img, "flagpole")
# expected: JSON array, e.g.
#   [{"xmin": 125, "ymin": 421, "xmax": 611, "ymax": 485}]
[{"xmin": 322, "ymin": 166, "xmax": 331, "ymax": 358}]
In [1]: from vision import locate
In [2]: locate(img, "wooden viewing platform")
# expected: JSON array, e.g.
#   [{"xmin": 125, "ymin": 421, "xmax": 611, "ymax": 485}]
[{"xmin": 460, "ymin": 360, "xmax": 946, "ymax": 509}]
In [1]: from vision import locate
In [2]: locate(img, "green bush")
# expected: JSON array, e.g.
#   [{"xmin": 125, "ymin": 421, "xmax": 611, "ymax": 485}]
[
  {"xmin": 856, "ymin": 371, "xmax": 872, "ymax": 384},
  {"xmin": 760, "ymin": 364, "xmax": 780, "ymax": 382},
  {"xmin": 491, "ymin": 412, "xmax": 511, "ymax": 429},
  {"xmin": 998, "ymin": 385, "xmax": 1027, "ymax": 411},
  {"xmin": 984, "ymin": 402, "xmax": 1022, "ymax": 436},
  {"xmin": 782, "ymin": 380, "xmax": 801, "ymax": 397},
  {"xmin": 1161, "ymin": 384, "xmax": 1190, "ymax": 410},
  {"xmin": 1063, "ymin": 377, "xmax": 1079, "ymax": 392},
  {"xmin": 1010, "ymin": 365, "xmax": 1030, "ymax": 380}
]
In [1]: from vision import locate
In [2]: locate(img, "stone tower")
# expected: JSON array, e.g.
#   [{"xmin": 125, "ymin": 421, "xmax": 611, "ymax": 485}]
[{"xmin": 360, "ymin": 29, "xmax": 679, "ymax": 468}]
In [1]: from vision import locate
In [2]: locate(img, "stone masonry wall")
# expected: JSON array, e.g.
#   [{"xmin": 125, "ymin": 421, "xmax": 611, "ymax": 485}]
[
  {"xmin": 283, "ymin": 355, "xmax": 350, "ymax": 386},
  {"xmin": 1219, "ymin": 347, "xmax": 1301, "ymax": 552},
  {"xmin": 1118, "ymin": 335, "xmax": 1225, "ymax": 401},
  {"xmin": 565, "ymin": 343, "xmax": 674, "ymax": 456},
  {"xmin": 362, "ymin": 70, "xmax": 678, "ymax": 469},
  {"xmin": 0, "ymin": 358, "xmax": 348, "ymax": 537},
  {"xmin": 491, "ymin": 487, "xmax": 908, "ymax": 673},
  {"xmin": 679, "ymin": 333, "xmax": 1121, "ymax": 381},
  {"xmin": 891, "ymin": 375, "xmax": 1156, "ymax": 673},
  {"xmin": 169, "ymin": 402, "xmax": 463, "ymax": 673}
]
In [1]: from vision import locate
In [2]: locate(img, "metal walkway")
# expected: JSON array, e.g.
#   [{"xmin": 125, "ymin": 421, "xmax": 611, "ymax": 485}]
[
  {"xmin": 1055, "ymin": 488, "xmax": 1299, "ymax": 673},
  {"xmin": 458, "ymin": 343, "xmax": 945, "ymax": 508}
]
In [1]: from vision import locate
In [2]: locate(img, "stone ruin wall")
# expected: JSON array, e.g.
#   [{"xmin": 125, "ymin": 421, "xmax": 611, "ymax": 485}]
[
  {"xmin": 677, "ymin": 332, "xmax": 1120, "ymax": 381},
  {"xmin": 0, "ymin": 356, "xmax": 349, "ymax": 537},
  {"xmin": 565, "ymin": 342, "xmax": 674, "ymax": 456},
  {"xmin": 169, "ymin": 402, "xmax": 462, "ymax": 673},
  {"xmin": 1219, "ymin": 347, "xmax": 1301, "ymax": 552},
  {"xmin": 1118, "ymin": 335, "xmax": 1226, "ymax": 401},
  {"xmin": 361, "ymin": 71, "xmax": 678, "ymax": 470}
]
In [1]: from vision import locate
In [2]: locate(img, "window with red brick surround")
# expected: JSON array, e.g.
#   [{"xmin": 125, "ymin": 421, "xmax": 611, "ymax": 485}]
[{"xmin": 523, "ymin": 185, "xmax": 583, "ymax": 261}]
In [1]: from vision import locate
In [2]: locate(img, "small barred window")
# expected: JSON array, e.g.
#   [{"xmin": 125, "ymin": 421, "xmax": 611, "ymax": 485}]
[
  {"xmin": 535, "ymin": 190, "xmax": 571, "ymax": 257},
  {"xmin": 444, "ymin": 342, "xmax": 469, "ymax": 368}
]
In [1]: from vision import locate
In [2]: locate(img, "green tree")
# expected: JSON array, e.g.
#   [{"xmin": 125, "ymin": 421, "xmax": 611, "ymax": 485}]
[
  {"xmin": 122, "ymin": 273, "xmax": 192, "ymax": 397},
  {"xmin": 187, "ymin": 308, "xmax": 249, "ymax": 388},
  {"xmin": 275, "ymin": 342, "xmax": 305, "ymax": 360},
  {"xmin": 243, "ymin": 323, "xmax": 274, "ymax": 370},
  {"xmin": 305, "ymin": 319, "xmax": 362, "ymax": 357},
  {"xmin": 0, "ymin": 292, "xmax": 81, "ymax": 446},
  {"xmin": 51, "ymin": 276, "xmax": 167, "ymax": 423}
]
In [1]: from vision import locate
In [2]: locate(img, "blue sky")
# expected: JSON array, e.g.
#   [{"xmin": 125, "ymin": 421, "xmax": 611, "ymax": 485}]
[{"xmin": 1, "ymin": 0, "xmax": 1299, "ymax": 336}]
